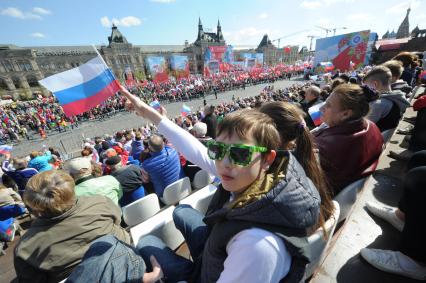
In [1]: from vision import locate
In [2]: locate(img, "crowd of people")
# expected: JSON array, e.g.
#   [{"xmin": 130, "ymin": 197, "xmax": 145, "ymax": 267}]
[
  {"xmin": 0, "ymin": 66, "xmax": 301, "ymax": 144},
  {"xmin": 0, "ymin": 50, "xmax": 425, "ymax": 282}
]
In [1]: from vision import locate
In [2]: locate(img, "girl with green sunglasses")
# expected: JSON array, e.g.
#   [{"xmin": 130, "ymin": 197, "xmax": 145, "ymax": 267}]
[{"xmin": 121, "ymin": 84, "xmax": 324, "ymax": 282}]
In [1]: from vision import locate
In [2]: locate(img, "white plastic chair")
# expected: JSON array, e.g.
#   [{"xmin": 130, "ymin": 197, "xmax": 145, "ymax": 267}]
[
  {"xmin": 130, "ymin": 206, "xmax": 184, "ymax": 250},
  {"xmin": 192, "ymin": 170, "xmax": 214, "ymax": 190},
  {"xmin": 162, "ymin": 177, "xmax": 191, "ymax": 205},
  {"xmin": 179, "ymin": 184, "xmax": 217, "ymax": 214},
  {"xmin": 122, "ymin": 194, "xmax": 161, "ymax": 227},
  {"xmin": 333, "ymin": 178, "xmax": 366, "ymax": 223},
  {"xmin": 305, "ymin": 201, "xmax": 340, "ymax": 278},
  {"xmin": 381, "ymin": 127, "xmax": 396, "ymax": 144}
]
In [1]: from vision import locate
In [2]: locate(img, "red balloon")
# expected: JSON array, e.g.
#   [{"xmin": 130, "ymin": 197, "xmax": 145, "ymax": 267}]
[{"xmin": 284, "ymin": 46, "xmax": 291, "ymax": 54}]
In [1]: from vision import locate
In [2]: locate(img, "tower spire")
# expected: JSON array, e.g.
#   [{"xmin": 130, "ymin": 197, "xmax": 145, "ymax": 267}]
[{"xmin": 396, "ymin": 7, "xmax": 410, "ymax": 38}]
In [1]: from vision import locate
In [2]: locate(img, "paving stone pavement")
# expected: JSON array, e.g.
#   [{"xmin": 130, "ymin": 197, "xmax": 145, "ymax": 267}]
[{"xmin": 10, "ymin": 79, "xmax": 305, "ymax": 158}]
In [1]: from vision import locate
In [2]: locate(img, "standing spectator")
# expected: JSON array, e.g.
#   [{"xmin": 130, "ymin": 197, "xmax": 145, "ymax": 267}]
[
  {"xmin": 201, "ymin": 105, "xmax": 218, "ymax": 139},
  {"xmin": 130, "ymin": 132, "xmax": 144, "ymax": 161}
]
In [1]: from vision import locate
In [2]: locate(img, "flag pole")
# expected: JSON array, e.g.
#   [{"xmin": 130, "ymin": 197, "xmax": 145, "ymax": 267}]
[
  {"xmin": 91, "ymin": 44, "xmax": 117, "ymax": 80},
  {"xmin": 91, "ymin": 45, "xmax": 109, "ymax": 67}
]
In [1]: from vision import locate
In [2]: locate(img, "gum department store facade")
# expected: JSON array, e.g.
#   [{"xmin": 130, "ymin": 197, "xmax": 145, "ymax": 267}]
[{"xmin": 0, "ymin": 19, "xmax": 309, "ymax": 100}]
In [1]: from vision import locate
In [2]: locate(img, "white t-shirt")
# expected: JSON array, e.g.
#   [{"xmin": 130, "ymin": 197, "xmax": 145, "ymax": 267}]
[{"xmin": 217, "ymin": 228, "xmax": 291, "ymax": 283}]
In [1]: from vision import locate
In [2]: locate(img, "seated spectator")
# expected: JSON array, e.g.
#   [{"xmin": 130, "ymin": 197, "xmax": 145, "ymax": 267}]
[
  {"xmin": 48, "ymin": 147, "xmax": 62, "ymax": 159},
  {"xmin": 383, "ymin": 60, "xmax": 412, "ymax": 95},
  {"xmin": 106, "ymin": 155, "xmax": 145, "ymax": 206},
  {"xmin": 14, "ymin": 170, "xmax": 130, "ymax": 283},
  {"xmin": 0, "ymin": 184, "xmax": 24, "ymax": 208},
  {"xmin": 1, "ymin": 153, "xmax": 38, "ymax": 192},
  {"xmin": 141, "ymin": 135, "xmax": 184, "ymax": 198},
  {"xmin": 28, "ymin": 150, "xmax": 53, "ymax": 172},
  {"xmin": 130, "ymin": 132, "xmax": 144, "ymax": 161},
  {"xmin": 185, "ymin": 122, "xmax": 213, "ymax": 180},
  {"xmin": 123, "ymin": 133, "xmax": 133, "ymax": 152},
  {"xmin": 139, "ymin": 139, "xmax": 151, "ymax": 163},
  {"xmin": 300, "ymin": 86, "xmax": 323, "ymax": 128},
  {"xmin": 392, "ymin": 51, "xmax": 419, "ymax": 87},
  {"xmin": 362, "ymin": 150, "xmax": 426, "ymax": 280},
  {"xmin": 363, "ymin": 65, "xmax": 410, "ymax": 132},
  {"xmin": 390, "ymin": 74, "xmax": 426, "ymax": 160},
  {"xmin": 64, "ymin": 235, "xmax": 163, "ymax": 283},
  {"xmin": 313, "ymin": 84, "xmax": 383, "ymax": 195},
  {"xmin": 81, "ymin": 146, "xmax": 99, "ymax": 163},
  {"xmin": 67, "ymin": 157, "xmax": 123, "ymax": 205},
  {"xmin": 190, "ymin": 122, "xmax": 212, "ymax": 145},
  {"xmin": 330, "ymin": 77, "xmax": 346, "ymax": 91}
]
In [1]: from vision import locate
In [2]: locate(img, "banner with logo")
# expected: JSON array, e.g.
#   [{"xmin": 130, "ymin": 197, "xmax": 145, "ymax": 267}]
[
  {"xmin": 170, "ymin": 55, "xmax": 190, "ymax": 79},
  {"xmin": 314, "ymin": 30, "xmax": 371, "ymax": 71},
  {"xmin": 123, "ymin": 66, "xmax": 136, "ymax": 88},
  {"xmin": 204, "ymin": 45, "xmax": 234, "ymax": 76},
  {"xmin": 145, "ymin": 56, "xmax": 168, "ymax": 83}
]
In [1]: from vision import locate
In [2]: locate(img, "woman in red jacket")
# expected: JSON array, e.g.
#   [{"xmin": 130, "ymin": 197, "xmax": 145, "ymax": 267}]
[{"xmin": 312, "ymin": 84, "xmax": 383, "ymax": 195}]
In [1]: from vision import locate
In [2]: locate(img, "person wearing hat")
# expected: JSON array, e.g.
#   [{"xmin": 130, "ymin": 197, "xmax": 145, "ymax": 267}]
[
  {"xmin": 106, "ymin": 155, "xmax": 145, "ymax": 207},
  {"xmin": 67, "ymin": 157, "xmax": 122, "ymax": 205}
]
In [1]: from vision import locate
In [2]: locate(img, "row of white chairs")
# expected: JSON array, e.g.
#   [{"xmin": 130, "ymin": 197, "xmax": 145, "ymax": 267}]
[
  {"xmin": 130, "ymin": 184, "xmax": 218, "ymax": 250},
  {"xmin": 125, "ymin": 181, "xmax": 341, "ymax": 280},
  {"xmin": 122, "ymin": 170, "xmax": 214, "ymax": 227}
]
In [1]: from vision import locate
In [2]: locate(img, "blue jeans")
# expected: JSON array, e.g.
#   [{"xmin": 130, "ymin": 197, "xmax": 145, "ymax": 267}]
[
  {"xmin": 66, "ymin": 235, "xmax": 145, "ymax": 283},
  {"xmin": 136, "ymin": 204, "xmax": 210, "ymax": 282}
]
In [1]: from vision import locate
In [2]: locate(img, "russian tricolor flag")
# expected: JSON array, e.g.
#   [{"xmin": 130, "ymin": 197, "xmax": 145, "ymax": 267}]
[
  {"xmin": 150, "ymin": 100, "xmax": 161, "ymax": 110},
  {"xmin": 181, "ymin": 104, "xmax": 191, "ymax": 117},
  {"xmin": 0, "ymin": 145, "xmax": 12, "ymax": 155},
  {"xmin": 39, "ymin": 55, "xmax": 120, "ymax": 117},
  {"xmin": 308, "ymin": 102, "xmax": 325, "ymax": 127}
]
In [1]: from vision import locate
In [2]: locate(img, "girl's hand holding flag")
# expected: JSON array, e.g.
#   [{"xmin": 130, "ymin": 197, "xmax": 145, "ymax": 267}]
[{"xmin": 119, "ymin": 84, "xmax": 165, "ymax": 124}]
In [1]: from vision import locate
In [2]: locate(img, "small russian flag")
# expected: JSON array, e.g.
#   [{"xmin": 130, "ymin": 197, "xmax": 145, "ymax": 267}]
[
  {"xmin": 0, "ymin": 145, "xmax": 13, "ymax": 155},
  {"xmin": 308, "ymin": 102, "xmax": 325, "ymax": 127},
  {"xmin": 181, "ymin": 104, "xmax": 191, "ymax": 117},
  {"xmin": 149, "ymin": 100, "xmax": 161, "ymax": 110}
]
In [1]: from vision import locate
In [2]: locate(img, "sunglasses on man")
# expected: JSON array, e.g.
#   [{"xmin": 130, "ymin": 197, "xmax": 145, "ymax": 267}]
[{"xmin": 206, "ymin": 140, "xmax": 268, "ymax": 166}]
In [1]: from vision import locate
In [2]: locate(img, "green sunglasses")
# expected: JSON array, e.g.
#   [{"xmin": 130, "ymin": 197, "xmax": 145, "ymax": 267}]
[{"xmin": 206, "ymin": 140, "xmax": 268, "ymax": 166}]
